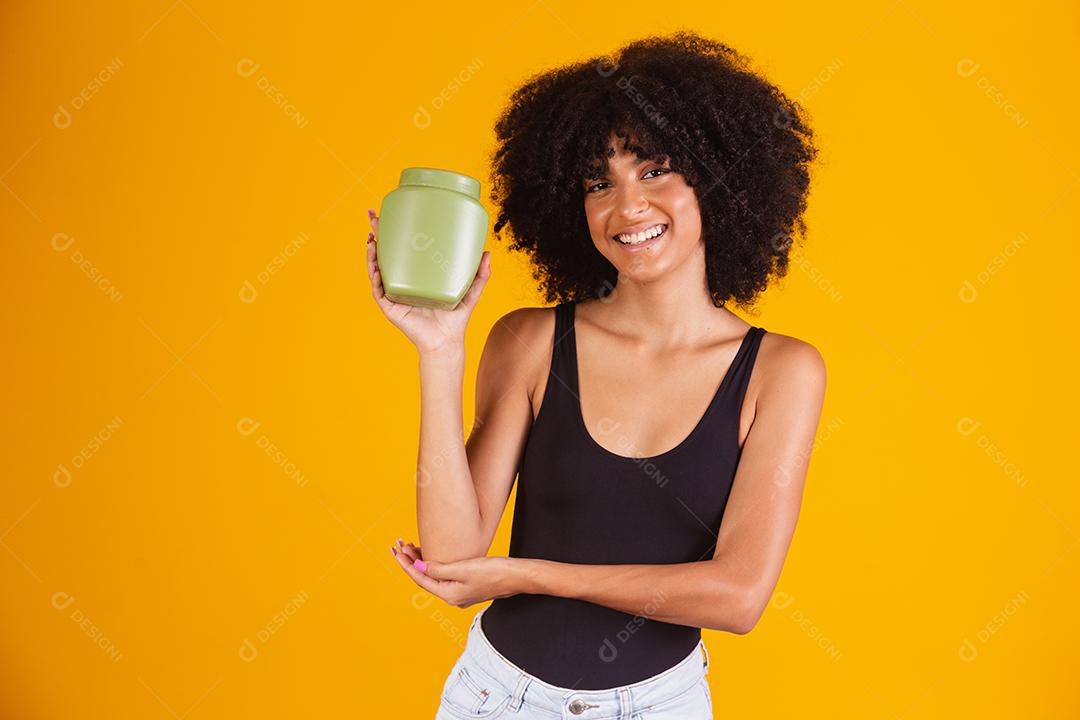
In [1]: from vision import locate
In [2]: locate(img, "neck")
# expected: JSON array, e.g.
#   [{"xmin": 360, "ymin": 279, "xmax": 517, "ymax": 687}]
[{"xmin": 584, "ymin": 250, "xmax": 740, "ymax": 348}]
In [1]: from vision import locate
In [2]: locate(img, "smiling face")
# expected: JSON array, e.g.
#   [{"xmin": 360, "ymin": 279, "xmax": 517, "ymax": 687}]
[{"xmin": 582, "ymin": 132, "xmax": 703, "ymax": 282}]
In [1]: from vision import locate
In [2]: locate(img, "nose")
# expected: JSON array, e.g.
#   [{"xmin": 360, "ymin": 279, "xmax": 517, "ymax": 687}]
[{"xmin": 615, "ymin": 184, "xmax": 649, "ymax": 217}]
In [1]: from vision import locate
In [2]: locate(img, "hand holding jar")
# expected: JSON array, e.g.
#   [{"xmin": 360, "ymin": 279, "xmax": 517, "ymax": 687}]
[{"xmin": 365, "ymin": 167, "xmax": 491, "ymax": 355}]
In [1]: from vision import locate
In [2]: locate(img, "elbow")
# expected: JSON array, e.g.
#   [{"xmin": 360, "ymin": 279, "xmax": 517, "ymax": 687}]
[
  {"xmin": 415, "ymin": 532, "xmax": 489, "ymax": 564},
  {"xmin": 722, "ymin": 587, "xmax": 770, "ymax": 636},
  {"xmin": 416, "ymin": 538, "xmax": 489, "ymax": 563},
  {"xmin": 729, "ymin": 606, "xmax": 763, "ymax": 635}
]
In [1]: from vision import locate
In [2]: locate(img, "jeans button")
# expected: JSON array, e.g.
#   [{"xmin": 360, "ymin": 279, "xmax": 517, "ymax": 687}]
[{"xmin": 568, "ymin": 699, "xmax": 596, "ymax": 715}]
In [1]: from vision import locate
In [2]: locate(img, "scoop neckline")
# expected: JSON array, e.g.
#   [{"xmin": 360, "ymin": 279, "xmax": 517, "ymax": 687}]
[{"xmin": 567, "ymin": 301, "xmax": 760, "ymax": 464}]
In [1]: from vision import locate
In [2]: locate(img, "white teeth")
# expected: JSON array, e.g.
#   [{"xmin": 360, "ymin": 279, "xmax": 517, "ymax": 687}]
[{"xmin": 616, "ymin": 224, "xmax": 666, "ymax": 245}]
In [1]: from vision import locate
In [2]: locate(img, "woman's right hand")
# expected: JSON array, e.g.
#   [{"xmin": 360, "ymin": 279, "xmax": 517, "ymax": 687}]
[{"xmin": 366, "ymin": 208, "xmax": 492, "ymax": 356}]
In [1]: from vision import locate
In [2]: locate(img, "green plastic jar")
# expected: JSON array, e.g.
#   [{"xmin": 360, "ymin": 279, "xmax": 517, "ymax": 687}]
[{"xmin": 375, "ymin": 167, "xmax": 489, "ymax": 309}]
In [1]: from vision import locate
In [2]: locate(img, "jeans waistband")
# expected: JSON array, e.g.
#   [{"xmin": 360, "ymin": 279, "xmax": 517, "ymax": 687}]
[{"xmin": 460, "ymin": 606, "xmax": 709, "ymax": 718}]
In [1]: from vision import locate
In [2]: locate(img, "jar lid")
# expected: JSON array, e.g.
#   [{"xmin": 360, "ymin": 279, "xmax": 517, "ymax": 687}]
[{"xmin": 398, "ymin": 167, "xmax": 481, "ymax": 199}]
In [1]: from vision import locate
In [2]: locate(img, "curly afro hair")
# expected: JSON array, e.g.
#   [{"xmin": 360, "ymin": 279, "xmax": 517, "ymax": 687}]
[{"xmin": 486, "ymin": 30, "xmax": 818, "ymax": 310}]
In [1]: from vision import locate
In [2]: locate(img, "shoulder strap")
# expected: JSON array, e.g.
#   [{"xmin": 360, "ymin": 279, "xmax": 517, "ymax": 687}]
[
  {"xmin": 723, "ymin": 327, "xmax": 766, "ymax": 412},
  {"xmin": 551, "ymin": 301, "xmax": 578, "ymax": 396}
]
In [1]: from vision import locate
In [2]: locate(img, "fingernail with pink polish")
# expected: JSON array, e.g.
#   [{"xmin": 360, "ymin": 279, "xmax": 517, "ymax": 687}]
[{"xmin": 414, "ymin": 560, "xmax": 428, "ymax": 573}]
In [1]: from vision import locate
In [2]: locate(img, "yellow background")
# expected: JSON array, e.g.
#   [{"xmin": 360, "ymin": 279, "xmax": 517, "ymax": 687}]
[{"xmin": 3, "ymin": 1, "xmax": 1077, "ymax": 718}]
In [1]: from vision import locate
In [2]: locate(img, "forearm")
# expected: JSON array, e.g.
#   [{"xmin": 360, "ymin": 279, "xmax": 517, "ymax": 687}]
[
  {"xmin": 518, "ymin": 555, "xmax": 758, "ymax": 634},
  {"xmin": 415, "ymin": 344, "xmax": 484, "ymax": 562}
]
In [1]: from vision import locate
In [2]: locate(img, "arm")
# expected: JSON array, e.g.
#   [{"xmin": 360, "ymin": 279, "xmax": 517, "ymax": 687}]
[
  {"xmin": 514, "ymin": 337, "xmax": 826, "ymax": 633},
  {"xmin": 415, "ymin": 344, "xmax": 483, "ymax": 562},
  {"xmin": 416, "ymin": 309, "xmax": 542, "ymax": 563}
]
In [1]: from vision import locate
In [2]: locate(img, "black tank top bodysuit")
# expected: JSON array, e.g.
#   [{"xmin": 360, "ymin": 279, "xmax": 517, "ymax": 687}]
[{"xmin": 480, "ymin": 301, "xmax": 767, "ymax": 689}]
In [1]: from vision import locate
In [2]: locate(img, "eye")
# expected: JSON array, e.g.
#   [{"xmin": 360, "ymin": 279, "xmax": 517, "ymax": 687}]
[{"xmin": 585, "ymin": 168, "xmax": 672, "ymax": 194}]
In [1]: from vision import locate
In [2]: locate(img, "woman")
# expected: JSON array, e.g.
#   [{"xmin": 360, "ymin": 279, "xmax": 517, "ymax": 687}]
[{"xmin": 368, "ymin": 30, "xmax": 825, "ymax": 719}]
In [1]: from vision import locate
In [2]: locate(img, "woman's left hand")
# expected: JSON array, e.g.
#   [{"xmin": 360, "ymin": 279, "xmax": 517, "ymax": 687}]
[{"xmin": 391, "ymin": 538, "xmax": 525, "ymax": 608}]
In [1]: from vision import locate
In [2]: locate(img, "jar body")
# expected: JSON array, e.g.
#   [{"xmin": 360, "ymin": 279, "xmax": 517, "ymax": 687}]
[{"xmin": 376, "ymin": 169, "xmax": 488, "ymax": 310}]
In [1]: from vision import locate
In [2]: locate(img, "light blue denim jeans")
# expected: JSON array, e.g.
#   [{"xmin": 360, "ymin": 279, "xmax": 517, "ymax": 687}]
[{"xmin": 435, "ymin": 606, "xmax": 713, "ymax": 719}]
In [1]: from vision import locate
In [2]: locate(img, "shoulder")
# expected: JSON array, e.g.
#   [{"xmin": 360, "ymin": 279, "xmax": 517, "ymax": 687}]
[
  {"xmin": 758, "ymin": 330, "xmax": 825, "ymax": 377},
  {"xmin": 482, "ymin": 305, "xmax": 560, "ymax": 394},
  {"xmin": 487, "ymin": 305, "xmax": 557, "ymax": 351},
  {"xmin": 752, "ymin": 329, "xmax": 827, "ymax": 402}
]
